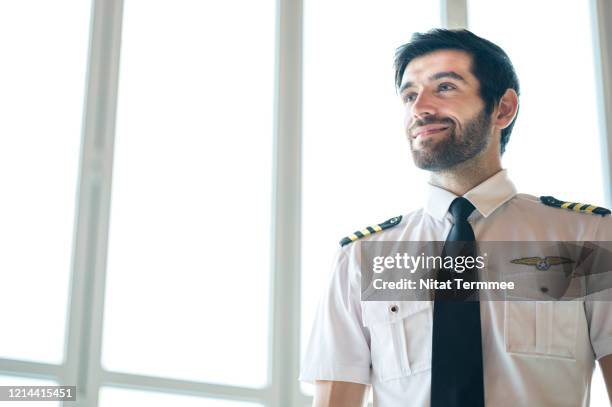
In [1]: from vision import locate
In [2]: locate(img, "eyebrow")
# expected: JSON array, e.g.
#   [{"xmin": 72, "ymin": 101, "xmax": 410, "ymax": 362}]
[{"xmin": 399, "ymin": 71, "xmax": 468, "ymax": 94}]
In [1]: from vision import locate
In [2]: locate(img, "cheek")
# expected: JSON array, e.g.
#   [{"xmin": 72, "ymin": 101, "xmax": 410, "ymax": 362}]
[
  {"xmin": 403, "ymin": 111, "xmax": 413, "ymax": 128},
  {"xmin": 453, "ymin": 109, "xmax": 478, "ymax": 129}
]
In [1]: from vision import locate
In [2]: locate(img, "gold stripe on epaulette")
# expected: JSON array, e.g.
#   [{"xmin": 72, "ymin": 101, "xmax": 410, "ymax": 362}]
[
  {"xmin": 339, "ymin": 215, "xmax": 403, "ymax": 247},
  {"xmin": 540, "ymin": 195, "xmax": 611, "ymax": 217}
]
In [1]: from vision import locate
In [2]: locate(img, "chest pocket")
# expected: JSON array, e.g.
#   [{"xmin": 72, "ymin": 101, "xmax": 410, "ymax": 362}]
[
  {"xmin": 504, "ymin": 300, "xmax": 580, "ymax": 360},
  {"xmin": 362, "ymin": 301, "xmax": 433, "ymax": 381}
]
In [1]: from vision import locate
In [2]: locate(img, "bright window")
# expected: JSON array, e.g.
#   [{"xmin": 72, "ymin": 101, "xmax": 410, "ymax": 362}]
[
  {"xmin": 0, "ymin": 0, "xmax": 91, "ymax": 364},
  {"xmin": 469, "ymin": 0, "xmax": 605, "ymax": 206},
  {"xmin": 101, "ymin": 0, "xmax": 275, "ymax": 389}
]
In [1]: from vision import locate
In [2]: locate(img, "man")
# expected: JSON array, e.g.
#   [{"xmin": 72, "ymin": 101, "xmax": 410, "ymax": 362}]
[{"xmin": 299, "ymin": 29, "xmax": 612, "ymax": 406}]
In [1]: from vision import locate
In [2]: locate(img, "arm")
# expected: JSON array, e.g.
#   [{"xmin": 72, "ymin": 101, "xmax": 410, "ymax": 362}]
[
  {"xmin": 313, "ymin": 380, "xmax": 368, "ymax": 407},
  {"xmin": 599, "ymin": 354, "xmax": 612, "ymax": 405},
  {"xmin": 300, "ymin": 250, "xmax": 373, "ymax": 397}
]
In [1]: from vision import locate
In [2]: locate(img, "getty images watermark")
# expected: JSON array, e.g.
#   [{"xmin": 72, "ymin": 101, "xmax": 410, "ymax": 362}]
[
  {"xmin": 360, "ymin": 241, "xmax": 612, "ymax": 301},
  {"xmin": 370, "ymin": 250, "xmax": 505, "ymax": 292}
]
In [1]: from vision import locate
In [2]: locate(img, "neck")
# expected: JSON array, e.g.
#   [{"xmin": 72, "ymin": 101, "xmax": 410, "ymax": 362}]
[{"xmin": 429, "ymin": 154, "xmax": 502, "ymax": 196}]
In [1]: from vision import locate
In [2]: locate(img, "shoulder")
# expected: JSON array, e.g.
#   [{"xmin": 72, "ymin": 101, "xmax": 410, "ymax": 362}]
[
  {"xmin": 512, "ymin": 193, "xmax": 612, "ymax": 238},
  {"xmin": 511, "ymin": 193, "xmax": 610, "ymax": 217},
  {"xmin": 539, "ymin": 195, "xmax": 611, "ymax": 217},
  {"xmin": 339, "ymin": 215, "xmax": 404, "ymax": 247}
]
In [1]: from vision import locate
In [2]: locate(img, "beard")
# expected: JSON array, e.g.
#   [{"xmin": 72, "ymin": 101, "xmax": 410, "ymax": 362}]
[{"xmin": 409, "ymin": 108, "xmax": 492, "ymax": 171}]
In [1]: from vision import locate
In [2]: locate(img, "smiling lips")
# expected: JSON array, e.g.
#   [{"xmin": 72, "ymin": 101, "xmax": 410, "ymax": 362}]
[{"xmin": 412, "ymin": 125, "xmax": 450, "ymax": 138}]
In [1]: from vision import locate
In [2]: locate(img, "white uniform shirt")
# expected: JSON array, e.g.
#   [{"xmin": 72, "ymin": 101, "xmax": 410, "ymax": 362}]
[{"xmin": 299, "ymin": 170, "xmax": 612, "ymax": 407}]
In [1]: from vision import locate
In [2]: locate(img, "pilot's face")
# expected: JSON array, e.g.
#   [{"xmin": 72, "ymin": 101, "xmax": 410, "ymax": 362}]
[{"xmin": 400, "ymin": 49, "xmax": 493, "ymax": 170}]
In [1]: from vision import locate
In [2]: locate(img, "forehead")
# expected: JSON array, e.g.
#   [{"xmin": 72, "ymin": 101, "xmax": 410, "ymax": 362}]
[{"xmin": 400, "ymin": 49, "xmax": 476, "ymax": 87}]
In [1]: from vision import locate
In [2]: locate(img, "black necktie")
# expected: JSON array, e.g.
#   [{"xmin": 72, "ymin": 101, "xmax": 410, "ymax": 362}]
[{"xmin": 430, "ymin": 197, "xmax": 485, "ymax": 407}]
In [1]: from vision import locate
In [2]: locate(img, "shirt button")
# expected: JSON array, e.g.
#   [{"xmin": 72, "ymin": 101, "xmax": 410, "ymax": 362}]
[{"xmin": 390, "ymin": 304, "xmax": 399, "ymax": 313}]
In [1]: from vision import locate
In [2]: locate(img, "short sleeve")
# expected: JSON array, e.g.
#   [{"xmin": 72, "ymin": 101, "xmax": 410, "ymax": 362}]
[
  {"xmin": 584, "ymin": 216, "xmax": 612, "ymax": 360},
  {"xmin": 299, "ymin": 248, "xmax": 372, "ymax": 384}
]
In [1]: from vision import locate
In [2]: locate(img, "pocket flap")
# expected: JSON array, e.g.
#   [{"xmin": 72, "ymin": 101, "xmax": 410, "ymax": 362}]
[{"xmin": 361, "ymin": 301, "xmax": 432, "ymax": 327}]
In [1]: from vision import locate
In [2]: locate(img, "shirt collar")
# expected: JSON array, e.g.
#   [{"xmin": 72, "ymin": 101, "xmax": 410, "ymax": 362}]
[{"xmin": 423, "ymin": 169, "xmax": 517, "ymax": 220}]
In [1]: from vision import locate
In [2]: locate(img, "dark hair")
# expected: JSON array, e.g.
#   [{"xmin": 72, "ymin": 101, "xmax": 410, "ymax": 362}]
[{"xmin": 394, "ymin": 29, "xmax": 520, "ymax": 154}]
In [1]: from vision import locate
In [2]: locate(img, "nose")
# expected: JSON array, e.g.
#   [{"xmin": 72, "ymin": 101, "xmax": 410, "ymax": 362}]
[{"xmin": 411, "ymin": 91, "xmax": 436, "ymax": 120}]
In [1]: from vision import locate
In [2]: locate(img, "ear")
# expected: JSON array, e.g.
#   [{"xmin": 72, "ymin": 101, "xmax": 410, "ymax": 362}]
[{"xmin": 494, "ymin": 88, "xmax": 519, "ymax": 130}]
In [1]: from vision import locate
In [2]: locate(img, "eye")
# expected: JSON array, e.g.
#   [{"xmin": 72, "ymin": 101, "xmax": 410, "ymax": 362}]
[
  {"xmin": 403, "ymin": 92, "xmax": 417, "ymax": 103},
  {"xmin": 438, "ymin": 82, "xmax": 456, "ymax": 92}
]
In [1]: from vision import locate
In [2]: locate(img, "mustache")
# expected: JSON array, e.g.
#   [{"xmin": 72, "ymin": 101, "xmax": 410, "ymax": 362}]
[{"xmin": 409, "ymin": 116, "xmax": 455, "ymax": 134}]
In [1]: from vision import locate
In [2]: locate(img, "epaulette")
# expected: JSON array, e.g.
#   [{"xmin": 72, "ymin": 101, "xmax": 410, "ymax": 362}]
[
  {"xmin": 540, "ymin": 196, "xmax": 611, "ymax": 216},
  {"xmin": 339, "ymin": 216, "xmax": 402, "ymax": 247}
]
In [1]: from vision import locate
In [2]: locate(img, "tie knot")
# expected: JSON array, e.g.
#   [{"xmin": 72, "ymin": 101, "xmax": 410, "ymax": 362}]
[{"xmin": 449, "ymin": 197, "xmax": 475, "ymax": 222}]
